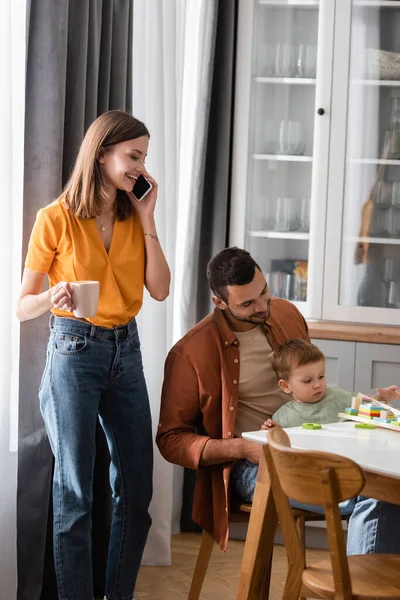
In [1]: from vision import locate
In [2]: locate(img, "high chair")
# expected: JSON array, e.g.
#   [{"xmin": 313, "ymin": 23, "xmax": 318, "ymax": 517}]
[{"xmin": 266, "ymin": 426, "xmax": 400, "ymax": 599}]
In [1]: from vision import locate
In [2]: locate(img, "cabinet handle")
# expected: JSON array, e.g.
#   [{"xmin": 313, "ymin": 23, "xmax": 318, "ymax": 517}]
[{"xmin": 317, "ymin": 108, "xmax": 325, "ymax": 116}]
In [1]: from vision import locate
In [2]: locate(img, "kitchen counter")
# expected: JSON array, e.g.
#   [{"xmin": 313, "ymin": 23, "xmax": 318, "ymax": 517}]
[{"xmin": 308, "ymin": 321, "xmax": 400, "ymax": 345}]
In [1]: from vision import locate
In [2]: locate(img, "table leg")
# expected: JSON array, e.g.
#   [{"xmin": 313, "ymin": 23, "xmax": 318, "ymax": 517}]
[{"xmin": 236, "ymin": 448, "xmax": 278, "ymax": 599}]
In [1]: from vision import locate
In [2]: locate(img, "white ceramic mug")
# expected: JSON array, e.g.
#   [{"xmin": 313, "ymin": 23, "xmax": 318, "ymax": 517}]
[{"xmin": 70, "ymin": 281, "xmax": 100, "ymax": 318}]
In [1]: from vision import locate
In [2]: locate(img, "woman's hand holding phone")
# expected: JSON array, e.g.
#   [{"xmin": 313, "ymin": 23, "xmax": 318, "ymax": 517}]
[{"xmin": 126, "ymin": 171, "xmax": 158, "ymax": 218}]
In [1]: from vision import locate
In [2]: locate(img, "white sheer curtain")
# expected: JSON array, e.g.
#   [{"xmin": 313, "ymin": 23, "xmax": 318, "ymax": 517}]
[
  {"xmin": 132, "ymin": 0, "xmax": 217, "ymax": 565},
  {"xmin": 0, "ymin": 0, "xmax": 26, "ymax": 597}
]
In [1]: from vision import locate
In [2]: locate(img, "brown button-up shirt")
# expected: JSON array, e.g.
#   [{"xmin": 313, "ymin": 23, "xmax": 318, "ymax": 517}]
[{"xmin": 156, "ymin": 299, "xmax": 310, "ymax": 550}]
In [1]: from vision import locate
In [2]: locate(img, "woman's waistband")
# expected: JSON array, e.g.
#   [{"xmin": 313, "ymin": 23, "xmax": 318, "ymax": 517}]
[{"xmin": 49, "ymin": 314, "xmax": 138, "ymax": 340}]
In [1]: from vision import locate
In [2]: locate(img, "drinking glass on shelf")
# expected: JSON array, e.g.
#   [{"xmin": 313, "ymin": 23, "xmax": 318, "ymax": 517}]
[
  {"xmin": 392, "ymin": 182, "xmax": 400, "ymax": 207},
  {"xmin": 268, "ymin": 272, "xmax": 284, "ymax": 297},
  {"xmin": 298, "ymin": 197, "xmax": 310, "ymax": 232},
  {"xmin": 296, "ymin": 44, "xmax": 317, "ymax": 78},
  {"xmin": 388, "ymin": 280, "xmax": 400, "ymax": 308},
  {"xmin": 294, "ymin": 277, "xmax": 307, "ymax": 302},
  {"xmin": 383, "ymin": 130, "xmax": 400, "ymax": 159},
  {"xmin": 275, "ymin": 43, "xmax": 295, "ymax": 77},
  {"xmin": 275, "ymin": 197, "xmax": 298, "ymax": 232},
  {"xmin": 382, "ymin": 258, "xmax": 400, "ymax": 283},
  {"xmin": 281, "ymin": 273, "xmax": 295, "ymax": 300},
  {"xmin": 250, "ymin": 196, "xmax": 276, "ymax": 231},
  {"xmin": 279, "ymin": 120, "xmax": 306, "ymax": 155}
]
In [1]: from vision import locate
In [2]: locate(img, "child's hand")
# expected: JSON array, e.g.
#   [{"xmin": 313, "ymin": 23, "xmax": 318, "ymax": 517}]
[
  {"xmin": 376, "ymin": 385, "xmax": 400, "ymax": 403},
  {"xmin": 260, "ymin": 418, "xmax": 278, "ymax": 430}
]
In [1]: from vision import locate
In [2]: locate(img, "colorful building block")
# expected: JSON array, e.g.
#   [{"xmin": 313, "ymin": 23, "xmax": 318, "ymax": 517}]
[
  {"xmin": 358, "ymin": 404, "xmax": 382, "ymax": 418},
  {"xmin": 345, "ymin": 407, "xmax": 359, "ymax": 416}
]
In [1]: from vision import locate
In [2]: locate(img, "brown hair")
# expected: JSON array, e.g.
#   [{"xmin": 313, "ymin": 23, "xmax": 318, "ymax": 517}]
[
  {"xmin": 207, "ymin": 247, "xmax": 261, "ymax": 300},
  {"xmin": 61, "ymin": 110, "xmax": 150, "ymax": 220},
  {"xmin": 270, "ymin": 339, "xmax": 325, "ymax": 381}
]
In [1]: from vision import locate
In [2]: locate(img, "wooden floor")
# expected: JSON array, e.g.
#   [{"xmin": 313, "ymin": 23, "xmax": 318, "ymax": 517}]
[{"xmin": 135, "ymin": 533, "xmax": 328, "ymax": 599}]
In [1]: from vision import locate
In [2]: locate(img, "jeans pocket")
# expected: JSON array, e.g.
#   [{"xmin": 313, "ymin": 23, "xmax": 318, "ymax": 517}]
[
  {"xmin": 54, "ymin": 331, "xmax": 89, "ymax": 355},
  {"xmin": 128, "ymin": 331, "xmax": 141, "ymax": 351}
]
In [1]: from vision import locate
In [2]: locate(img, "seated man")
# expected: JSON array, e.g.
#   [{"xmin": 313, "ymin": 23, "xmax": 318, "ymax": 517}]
[
  {"xmin": 157, "ymin": 246, "xmax": 400, "ymax": 555},
  {"xmin": 157, "ymin": 247, "xmax": 309, "ymax": 550}
]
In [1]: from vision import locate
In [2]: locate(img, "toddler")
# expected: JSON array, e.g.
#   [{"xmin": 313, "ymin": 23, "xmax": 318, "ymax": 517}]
[
  {"xmin": 263, "ymin": 339, "xmax": 399, "ymax": 429},
  {"xmin": 231, "ymin": 339, "xmax": 400, "ymax": 504}
]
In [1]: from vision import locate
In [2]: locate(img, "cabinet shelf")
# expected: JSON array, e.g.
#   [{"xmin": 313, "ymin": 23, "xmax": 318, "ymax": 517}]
[
  {"xmin": 354, "ymin": 1, "xmax": 400, "ymax": 7},
  {"xmin": 259, "ymin": 0, "xmax": 319, "ymax": 6},
  {"xmin": 249, "ymin": 230, "xmax": 310, "ymax": 240},
  {"xmin": 352, "ymin": 80, "xmax": 400, "ymax": 87},
  {"xmin": 253, "ymin": 153, "xmax": 313, "ymax": 162},
  {"xmin": 254, "ymin": 77, "xmax": 316, "ymax": 85},
  {"xmin": 350, "ymin": 158, "xmax": 400, "ymax": 166},
  {"xmin": 345, "ymin": 236, "xmax": 400, "ymax": 245}
]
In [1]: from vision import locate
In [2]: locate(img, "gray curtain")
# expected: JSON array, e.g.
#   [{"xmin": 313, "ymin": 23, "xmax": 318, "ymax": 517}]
[
  {"xmin": 195, "ymin": 0, "xmax": 238, "ymax": 322},
  {"xmin": 19, "ymin": 2, "xmax": 133, "ymax": 599},
  {"xmin": 180, "ymin": 0, "xmax": 238, "ymax": 532}
]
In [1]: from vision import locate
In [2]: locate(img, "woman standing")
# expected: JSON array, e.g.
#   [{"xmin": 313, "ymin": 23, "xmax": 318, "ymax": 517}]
[{"xmin": 17, "ymin": 111, "xmax": 170, "ymax": 600}]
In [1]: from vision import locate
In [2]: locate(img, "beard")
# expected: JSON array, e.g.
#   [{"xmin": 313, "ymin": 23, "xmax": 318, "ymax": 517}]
[{"xmin": 225, "ymin": 301, "xmax": 270, "ymax": 325}]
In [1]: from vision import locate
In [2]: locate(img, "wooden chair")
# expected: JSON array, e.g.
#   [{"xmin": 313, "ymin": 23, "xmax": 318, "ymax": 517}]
[
  {"xmin": 266, "ymin": 426, "xmax": 400, "ymax": 599},
  {"xmin": 187, "ymin": 494, "xmax": 330, "ymax": 600}
]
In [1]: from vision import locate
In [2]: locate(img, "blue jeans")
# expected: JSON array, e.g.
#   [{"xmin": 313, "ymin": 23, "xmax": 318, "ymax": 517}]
[
  {"xmin": 231, "ymin": 459, "xmax": 400, "ymax": 554},
  {"xmin": 40, "ymin": 316, "xmax": 153, "ymax": 600}
]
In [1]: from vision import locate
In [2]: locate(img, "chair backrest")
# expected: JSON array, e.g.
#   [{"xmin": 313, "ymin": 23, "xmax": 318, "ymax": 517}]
[{"xmin": 266, "ymin": 427, "xmax": 365, "ymax": 599}]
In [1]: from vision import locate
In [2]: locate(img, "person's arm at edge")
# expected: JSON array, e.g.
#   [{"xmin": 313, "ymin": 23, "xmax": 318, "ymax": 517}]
[{"xmin": 17, "ymin": 268, "xmax": 52, "ymax": 322}]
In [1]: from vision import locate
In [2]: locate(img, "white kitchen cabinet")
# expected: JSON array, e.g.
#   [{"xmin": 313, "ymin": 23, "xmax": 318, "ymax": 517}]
[
  {"xmin": 354, "ymin": 342, "xmax": 400, "ymax": 390},
  {"xmin": 231, "ymin": 0, "xmax": 400, "ymax": 326},
  {"xmin": 312, "ymin": 337, "xmax": 400, "ymax": 394},
  {"xmin": 311, "ymin": 339, "xmax": 356, "ymax": 390}
]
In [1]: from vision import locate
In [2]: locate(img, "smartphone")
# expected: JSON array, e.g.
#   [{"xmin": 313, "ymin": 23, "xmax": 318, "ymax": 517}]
[{"xmin": 131, "ymin": 174, "xmax": 153, "ymax": 201}]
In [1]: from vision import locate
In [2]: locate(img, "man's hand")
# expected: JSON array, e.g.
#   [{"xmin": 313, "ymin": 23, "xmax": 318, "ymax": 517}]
[
  {"xmin": 240, "ymin": 439, "xmax": 263, "ymax": 464},
  {"xmin": 260, "ymin": 418, "xmax": 278, "ymax": 430},
  {"xmin": 376, "ymin": 385, "xmax": 400, "ymax": 403}
]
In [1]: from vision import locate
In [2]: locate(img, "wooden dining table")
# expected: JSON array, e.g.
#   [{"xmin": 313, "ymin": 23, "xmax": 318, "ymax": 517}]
[{"xmin": 236, "ymin": 421, "xmax": 400, "ymax": 600}]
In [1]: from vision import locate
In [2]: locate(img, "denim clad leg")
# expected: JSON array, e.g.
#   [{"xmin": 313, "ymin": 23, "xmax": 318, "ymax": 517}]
[
  {"xmin": 230, "ymin": 459, "xmax": 355, "ymax": 515},
  {"xmin": 40, "ymin": 316, "xmax": 152, "ymax": 600},
  {"xmin": 99, "ymin": 321, "xmax": 153, "ymax": 600},
  {"xmin": 40, "ymin": 318, "xmax": 109, "ymax": 600},
  {"xmin": 347, "ymin": 496, "xmax": 400, "ymax": 554},
  {"xmin": 230, "ymin": 459, "xmax": 259, "ymax": 504}
]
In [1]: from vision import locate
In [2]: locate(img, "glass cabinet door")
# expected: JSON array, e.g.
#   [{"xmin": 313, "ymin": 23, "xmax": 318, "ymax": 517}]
[
  {"xmin": 230, "ymin": 0, "xmax": 333, "ymax": 319},
  {"xmin": 325, "ymin": 0, "xmax": 400, "ymax": 325}
]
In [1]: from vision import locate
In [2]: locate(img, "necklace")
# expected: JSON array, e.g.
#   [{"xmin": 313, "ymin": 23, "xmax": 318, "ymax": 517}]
[{"xmin": 98, "ymin": 211, "xmax": 114, "ymax": 232}]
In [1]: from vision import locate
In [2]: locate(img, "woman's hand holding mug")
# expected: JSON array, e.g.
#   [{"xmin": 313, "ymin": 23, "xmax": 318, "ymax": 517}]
[{"xmin": 50, "ymin": 282, "xmax": 75, "ymax": 312}]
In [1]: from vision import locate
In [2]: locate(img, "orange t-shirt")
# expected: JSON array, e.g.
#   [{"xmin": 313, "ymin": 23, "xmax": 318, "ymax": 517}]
[{"xmin": 25, "ymin": 199, "xmax": 145, "ymax": 328}]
